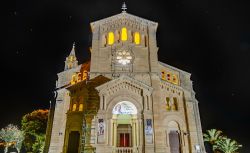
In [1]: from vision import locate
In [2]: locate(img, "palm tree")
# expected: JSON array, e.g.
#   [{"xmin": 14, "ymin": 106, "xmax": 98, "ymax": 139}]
[
  {"xmin": 213, "ymin": 137, "xmax": 242, "ymax": 153},
  {"xmin": 203, "ymin": 129, "xmax": 223, "ymax": 145},
  {"xmin": 203, "ymin": 129, "xmax": 223, "ymax": 153}
]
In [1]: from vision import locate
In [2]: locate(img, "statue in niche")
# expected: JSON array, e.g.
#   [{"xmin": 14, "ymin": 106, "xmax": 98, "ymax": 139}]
[{"xmin": 98, "ymin": 119, "xmax": 104, "ymax": 136}]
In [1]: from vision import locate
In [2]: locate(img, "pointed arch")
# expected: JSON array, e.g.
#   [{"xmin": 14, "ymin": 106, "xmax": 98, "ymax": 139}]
[
  {"xmin": 134, "ymin": 32, "xmax": 140, "ymax": 45},
  {"xmin": 121, "ymin": 27, "xmax": 128, "ymax": 41},
  {"xmin": 108, "ymin": 32, "xmax": 115, "ymax": 45}
]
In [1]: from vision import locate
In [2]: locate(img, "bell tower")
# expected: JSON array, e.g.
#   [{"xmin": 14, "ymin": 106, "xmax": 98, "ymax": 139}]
[
  {"xmin": 65, "ymin": 43, "xmax": 78, "ymax": 70},
  {"xmin": 89, "ymin": 4, "xmax": 159, "ymax": 79}
]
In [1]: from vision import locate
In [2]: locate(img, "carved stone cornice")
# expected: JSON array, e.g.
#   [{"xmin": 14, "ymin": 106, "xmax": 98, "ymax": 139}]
[
  {"xmin": 91, "ymin": 12, "xmax": 158, "ymax": 32},
  {"xmin": 95, "ymin": 75, "xmax": 153, "ymax": 96}
]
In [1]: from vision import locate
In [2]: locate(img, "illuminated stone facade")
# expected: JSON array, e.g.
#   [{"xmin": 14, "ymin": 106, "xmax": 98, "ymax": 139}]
[{"xmin": 45, "ymin": 10, "xmax": 206, "ymax": 153}]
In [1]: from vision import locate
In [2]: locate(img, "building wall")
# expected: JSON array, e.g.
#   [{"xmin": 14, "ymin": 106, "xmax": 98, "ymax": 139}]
[{"xmin": 47, "ymin": 12, "xmax": 205, "ymax": 153}]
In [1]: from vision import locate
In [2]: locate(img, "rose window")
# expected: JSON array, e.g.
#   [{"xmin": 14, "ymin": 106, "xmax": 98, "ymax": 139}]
[{"xmin": 116, "ymin": 50, "xmax": 133, "ymax": 65}]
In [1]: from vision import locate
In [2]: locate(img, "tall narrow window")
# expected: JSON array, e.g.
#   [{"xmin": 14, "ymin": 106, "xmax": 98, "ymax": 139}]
[
  {"xmin": 134, "ymin": 32, "xmax": 140, "ymax": 44},
  {"xmin": 172, "ymin": 74, "xmax": 178, "ymax": 85},
  {"xmin": 71, "ymin": 74, "xmax": 77, "ymax": 85},
  {"xmin": 172, "ymin": 97, "xmax": 178, "ymax": 111},
  {"xmin": 161, "ymin": 70, "xmax": 166, "ymax": 80},
  {"xmin": 166, "ymin": 97, "xmax": 170, "ymax": 111},
  {"xmin": 108, "ymin": 32, "xmax": 114, "ymax": 45},
  {"xmin": 121, "ymin": 27, "xmax": 128, "ymax": 41},
  {"xmin": 72, "ymin": 103, "xmax": 77, "ymax": 111},
  {"xmin": 77, "ymin": 73, "xmax": 82, "ymax": 82},
  {"xmin": 167, "ymin": 73, "xmax": 171, "ymax": 81},
  {"xmin": 79, "ymin": 104, "xmax": 83, "ymax": 111}
]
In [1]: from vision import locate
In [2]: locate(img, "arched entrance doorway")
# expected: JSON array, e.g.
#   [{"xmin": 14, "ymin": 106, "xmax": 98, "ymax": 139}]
[
  {"xmin": 167, "ymin": 121, "xmax": 181, "ymax": 153},
  {"xmin": 111, "ymin": 101, "xmax": 139, "ymax": 152},
  {"xmin": 67, "ymin": 131, "xmax": 80, "ymax": 153}
]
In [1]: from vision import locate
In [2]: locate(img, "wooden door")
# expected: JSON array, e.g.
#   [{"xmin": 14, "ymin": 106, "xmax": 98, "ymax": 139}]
[
  {"xmin": 67, "ymin": 131, "xmax": 80, "ymax": 153},
  {"xmin": 120, "ymin": 133, "xmax": 130, "ymax": 147},
  {"xmin": 169, "ymin": 131, "xmax": 180, "ymax": 153}
]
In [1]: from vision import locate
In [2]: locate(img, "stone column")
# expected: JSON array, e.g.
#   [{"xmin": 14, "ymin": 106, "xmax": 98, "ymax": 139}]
[
  {"xmin": 113, "ymin": 119, "xmax": 117, "ymax": 147},
  {"xmin": 139, "ymin": 119, "xmax": 144, "ymax": 146},
  {"xmin": 109, "ymin": 119, "xmax": 113, "ymax": 146},
  {"xmin": 144, "ymin": 95, "xmax": 148, "ymax": 110},
  {"xmin": 132, "ymin": 119, "xmax": 136, "ymax": 147},
  {"xmin": 84, "ymin": 115, "xmax": 94, "ymax": 153},
  {"xmin": 100, "ymin": 95, "xmax": 103, "ymax": 110},
  {"xmin": 136, "ymin": 119, "xmax": 139, "ymax": 147}
]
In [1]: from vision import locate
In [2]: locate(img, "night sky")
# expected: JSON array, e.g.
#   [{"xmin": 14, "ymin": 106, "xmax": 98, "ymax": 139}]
[{"xmin": 1, "ymin": 0, "xmax": 250, "ymax": 152}]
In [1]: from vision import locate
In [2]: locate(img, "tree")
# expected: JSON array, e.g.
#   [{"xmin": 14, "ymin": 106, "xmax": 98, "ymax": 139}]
[
  {"xmin": 203, "ymin": 129, "xmax": 223, "ymax": 153},
  {"xmin": 203, "ymin": 129, "xmax": 223, "ymax": 145},
  {"xmin": 213, "ymin": 137, "xmax": 242, "ymax": 153},
  {"xmin": 21, "ymin": 109, "xmax": 48, "ymax": 153},
  {"xmin": 0, "ymin": 124, "xmax": 24, "ymax": 153}
]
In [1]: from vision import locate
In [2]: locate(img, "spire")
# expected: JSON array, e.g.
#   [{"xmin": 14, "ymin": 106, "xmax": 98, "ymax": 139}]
[
  {"xmin": 121, "ymin": 2, "xmax": 127, "ymax": 13},
  {"xmin": 65, "ymin": 42, "xmax": 78, "ymax": 70},
  {"xmin": 69, "ymin": 42, "xmax": 76, "ymax": 56}
]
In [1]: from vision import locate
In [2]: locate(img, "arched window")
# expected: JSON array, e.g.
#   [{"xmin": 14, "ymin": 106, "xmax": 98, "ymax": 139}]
[
  {"xmin": 121, "ymin": 27, "xmax": 128, "ymax": 41},
  {"xmin": 172, "ymin": 74, "xmax": 178, "ymax": 85},
  {"xmin": 134, "ymin": 32, "xmax": 140, "ymax": 45},
  {"xmin": 77, "ymin": 73, "xmax": 82, "ymax": 82},
  {"xmin": 71, "ymin": 74, "xmax": 77, "ymax": 85},
  {"xmin": 72, "ymin": 103, "xmax": 77, "ymax": 111},
  {"xmin": 172, "ymin": 97, "xmax": 178, "ymax": 111},
  {"xmin": 167, "ymin": 73, "xmax": 171, "ymax": 81},
  {"xmin": 161, "ymin": 70, "xmax": 166, "ymax": 80},
  {"xmin": 108, "ymin": 32, "xmax": 114, "ymax": 45},
  {"xmin": 166, "ymin": 97, "xmax": 170, "ymax": 111},
  {"xmin": 79, "ymin": 104, "xmax": 83, "ymax": 111}
]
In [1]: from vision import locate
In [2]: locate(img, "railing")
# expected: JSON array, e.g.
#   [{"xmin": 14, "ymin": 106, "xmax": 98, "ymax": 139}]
[{"xmin": 113, "ymin": 147, "xmax": 138, "ymax": 153}]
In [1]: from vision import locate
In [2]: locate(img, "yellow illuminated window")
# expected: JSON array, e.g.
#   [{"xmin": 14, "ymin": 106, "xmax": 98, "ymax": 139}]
[
  {"xmin": 77, "ymin": 73, "xmax": 82, "ymax": 82},
  {"xmin": 172, "ymin": 75, "xmax": 178, "ymax": 85},
  {"xmin": 72, "ymin": 104, "xmax": 77, "ymax": 111},
  {"xmin": 161, "ymin": 70, "xmax": 166, "ymax": 80},
  {"xmin": 121, "ymin": 27, "xmax": 127, "ymax": 41},
  {"xmin": 71, "ymin": 74, "xmax": 77, "ymax": 85},
  {"xmin": 82, "ymin": 70, "xmax": 88, "ymax": 80},
  {"xmin": 79, "ymin": 104, "xmax": 83, "ymax": 111},
  {"xmin": 134, "ymin": 32, "xmax": 140, "ymax": 44},
  {"xmin": 166, "ymin": 97, "xmax": 170, "ymax": 111},
  {"xmin": 108, "ymin": 32, "xmax": 114, "ymax": 45},
  {"xmin": 167, "ymin": 73, "xmax": 171, "ymax": 81}
]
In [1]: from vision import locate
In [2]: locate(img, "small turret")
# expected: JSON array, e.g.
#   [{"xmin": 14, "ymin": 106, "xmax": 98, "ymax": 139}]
[{"xmin": 65, "ymin": 43, "xmax": 78, "ymax": 70}]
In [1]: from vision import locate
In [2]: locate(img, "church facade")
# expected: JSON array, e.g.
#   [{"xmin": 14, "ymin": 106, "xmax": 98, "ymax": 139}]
[{"xmin": 45, "ymin": 8, "xmax": 205, "ymax": 153}]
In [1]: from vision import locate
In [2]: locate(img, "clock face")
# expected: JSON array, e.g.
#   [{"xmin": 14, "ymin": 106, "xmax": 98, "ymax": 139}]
[{"xmin": 115, "ymin": 49, "xmax": 133, "ymax": 65}]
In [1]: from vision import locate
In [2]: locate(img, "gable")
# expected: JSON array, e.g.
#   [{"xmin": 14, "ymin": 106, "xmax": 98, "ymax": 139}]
[
  {"xmin": 95, "ymin": 75, "xmax": 153, "ymax": 96},
  {"xmin": 90, "ymin": 12, "xmax": 158, "ymax": 33}
]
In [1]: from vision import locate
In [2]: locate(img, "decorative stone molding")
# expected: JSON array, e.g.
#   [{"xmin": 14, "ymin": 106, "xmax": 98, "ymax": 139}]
[
  {"xmin": 96, "ymin": 75, "xmax": 153, "ymax": 96},
  {"xmin": 91, "ymin": 12, "xmax": 158, "ymax": 33}
]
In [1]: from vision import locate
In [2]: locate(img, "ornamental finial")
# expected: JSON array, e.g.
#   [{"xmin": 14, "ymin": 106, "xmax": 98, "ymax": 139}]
[
  {"xmin": 70, "ymin": 42, "xmax": 76, "ymax": 56},
  {"xmin": 121, "ymin": 2, "xmax": 127, "ymax": 13}
]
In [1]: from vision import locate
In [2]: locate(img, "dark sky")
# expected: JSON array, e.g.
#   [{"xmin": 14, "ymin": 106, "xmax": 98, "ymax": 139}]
[{"xmin": 1, "ymin": 0, "xmax": 250, "ymax": 152}]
